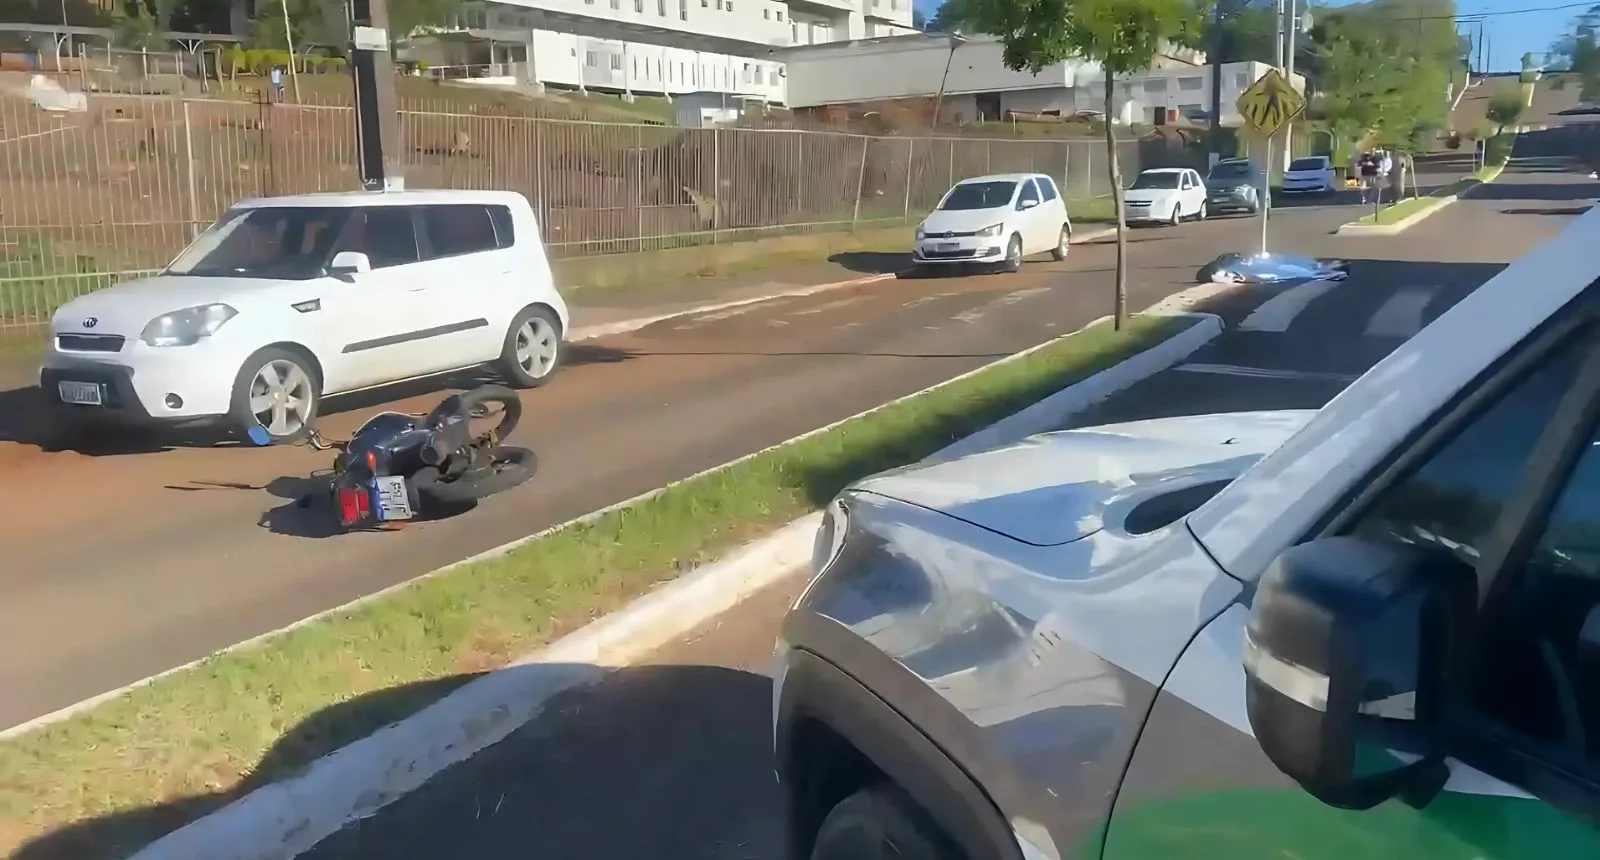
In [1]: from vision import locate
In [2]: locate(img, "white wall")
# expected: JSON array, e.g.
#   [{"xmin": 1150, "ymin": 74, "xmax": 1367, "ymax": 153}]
[
  {"xmin": 536, "ymin": 30, "xmax": 786, "ymax": 100},
  {"xmin": 453, "ymin": 0, "xmax": 792, "ymax": 49},
  {"xmin": 784, "ymin": 35, "xmax": 1092, "ymax": 108}
]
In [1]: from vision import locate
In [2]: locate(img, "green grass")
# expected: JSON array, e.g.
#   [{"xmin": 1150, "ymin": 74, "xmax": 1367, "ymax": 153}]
[
  {"xmin": 0, "ymin": 314, "xmax": 1182, "ymax": 860},
  {"xmin": 1069, "ymin": 195, "xmax": 1117, "ymax": 224}
]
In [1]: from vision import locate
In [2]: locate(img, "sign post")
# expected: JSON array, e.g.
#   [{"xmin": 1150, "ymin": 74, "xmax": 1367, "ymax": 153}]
[{"xmin": 1236, "ymin": 68, "xmax": 1305, "ymax": 255}]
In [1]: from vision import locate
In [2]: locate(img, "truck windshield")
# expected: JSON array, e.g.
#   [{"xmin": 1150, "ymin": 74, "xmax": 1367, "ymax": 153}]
[{"xmin": 166, "ymin": 206, "xmax": 354, "ymax": 280}]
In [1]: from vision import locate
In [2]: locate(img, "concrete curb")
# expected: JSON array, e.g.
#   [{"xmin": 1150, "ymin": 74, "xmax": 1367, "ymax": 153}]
[
  {"xmin": 567, "ymin": 224, "xmax": 1117, "ymax": 342},
  {"xmin": 127, "ymin": 292, "xmax": 1221, "ymax": 860}
]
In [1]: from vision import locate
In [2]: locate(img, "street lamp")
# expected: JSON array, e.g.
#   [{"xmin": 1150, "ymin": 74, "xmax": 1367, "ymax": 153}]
[{"xmin": 929, "ymin": 30, "xmax": 967, "ymax": 132}]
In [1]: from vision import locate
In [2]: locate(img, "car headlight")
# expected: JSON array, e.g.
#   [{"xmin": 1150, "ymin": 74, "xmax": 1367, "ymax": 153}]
[
  {"xmin": 140, "ymin": 303, "xmax": 237, "ymax": 347},
  {"xmin": 977, "ymin": 223, "xmax": 1004, "ymax": 238},
  {"xmin": 915, "ymin": 224, "xmax": 927, "ymax": 240}
]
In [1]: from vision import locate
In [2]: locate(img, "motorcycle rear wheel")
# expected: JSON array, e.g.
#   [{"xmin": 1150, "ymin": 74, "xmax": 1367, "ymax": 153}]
[{"xmin": 411, "ymin": 445, "xmax": 538, "ymax": 508}]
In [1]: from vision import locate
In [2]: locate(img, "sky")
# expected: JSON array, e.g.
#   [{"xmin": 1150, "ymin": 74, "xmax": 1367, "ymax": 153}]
[{"xmin": 908, "ymin": 0, "xmax": 1584, "ymax": 73}]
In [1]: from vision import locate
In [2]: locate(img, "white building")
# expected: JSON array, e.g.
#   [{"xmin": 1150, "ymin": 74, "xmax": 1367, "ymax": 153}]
[
  {"xmin": 778, "ymin": 33, "xmax": 1304, "ymax": 127},
  {"xmin": 402, "ymin": 0, "xmax": 920, "ymax": 104}
]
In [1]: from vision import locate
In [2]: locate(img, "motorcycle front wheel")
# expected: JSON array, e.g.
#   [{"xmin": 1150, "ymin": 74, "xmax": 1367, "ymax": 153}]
[{"xmin": 411, "ymin": 445, "xmax": 538, "ymax": 508}]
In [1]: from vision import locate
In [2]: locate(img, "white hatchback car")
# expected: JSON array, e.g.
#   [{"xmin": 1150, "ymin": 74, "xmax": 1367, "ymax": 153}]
[
  {"xmin": 41, "ymin": 189, "xmax": 571, "ymax": 444},
  {"xmin": 912, "ymin": 173, "xmax": 1073, "ymax": 273},
  {"xmin": 1281, "ymin": 155, "xmax": 1339, "ymax": 194},
  {"xmin": 1123, "ymin": 167, "xmax": 1209, "ymax": 225}
]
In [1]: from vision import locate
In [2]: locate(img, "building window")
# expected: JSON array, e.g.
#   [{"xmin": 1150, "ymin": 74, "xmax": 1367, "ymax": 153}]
[
  {"xmin": 611, "ymin": 54, "xmax": 622, "ymax": 70},
  {"xmin": 727, "ymin": 0, "xmax": 733, "ymax": 8},
  {"xmin": 1236, "ymin": 71, "xmax": 1252, "ymax": 88},
  {"xmin": 585, "ymin": 51, "xmax": 598, "ymax": 66},
  {"xmin": 570, "ymin": 47, "xmax": 577, "ymax": 56},
  {"xmin": 632, "ymin": 56, "xmax": 638, "ymax": 75},
  {"xmin": 658, "ymin": 0, "xmax": 665, "ymax": 13},
  {"xmin": 1178, "ymin": 76, "xmax": 1203, "ymax": 91},
  {"xmin": 768, "ymin": 68, "xmax": 777, "ymax": 85},
  {"xmin": 1144, "ymin": 78, "xmax": 1168, "ymax": 93},
  {"xmin": 890, "ymin": 0, "xmax": 899, "ymax": 7},
  {"xmin": 679, "ymin": 0, "xmax": 687, "ymax": 17},
  {"xmin": 776, "ymin": 8, "xmax": 782, "ymax": 19},
  {"xmin": 763, "ymin": 7, "xmax": 769, "ymax": 17},
  {"xmin": 715, "ymin": 0, "xmax": 721, "ymax": 8}
]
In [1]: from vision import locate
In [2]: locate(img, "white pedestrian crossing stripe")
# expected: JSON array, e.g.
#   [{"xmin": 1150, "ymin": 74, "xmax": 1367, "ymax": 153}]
[
  {"xmin": 1238, "ymin": 280, "xmax": 1340, "ymax": 332},
  {"xmin": 1364, "ymin": 287, "xmax": 1434, "ymax": 338}
]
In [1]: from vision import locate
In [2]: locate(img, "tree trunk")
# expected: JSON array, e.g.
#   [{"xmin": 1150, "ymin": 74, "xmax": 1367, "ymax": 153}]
[{"xmin": 1103, "ymin": 71, "xmax": 1127, "ymax": 330}]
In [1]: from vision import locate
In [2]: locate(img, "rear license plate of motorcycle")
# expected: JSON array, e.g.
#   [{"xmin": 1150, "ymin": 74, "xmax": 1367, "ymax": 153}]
[{"xmin": 371, "ymin": 475, "xmax": 413, "ymax": 521}]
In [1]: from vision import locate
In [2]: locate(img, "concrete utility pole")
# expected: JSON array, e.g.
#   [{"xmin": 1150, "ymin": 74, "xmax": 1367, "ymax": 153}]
[
  {"xmin": 1281, "ymin": 0, "xmax": 1298, "ymax": 168},
  {"xmin": 1208, "ymin": 0, "xmax": 1227, "ymax": 162},
  {"xmin": 348, "ymin": 0, "xmax": 404, "ymax": 190}
]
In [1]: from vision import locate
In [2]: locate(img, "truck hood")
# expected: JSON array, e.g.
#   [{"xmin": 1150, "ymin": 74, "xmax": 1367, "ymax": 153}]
[
  {"xmin": 51, "ymin": 275, "xmax": 316, "ymax": 337},
  {"xmin": 853, "ymin": 410, "xmax": 1317, "ymax": 546}
]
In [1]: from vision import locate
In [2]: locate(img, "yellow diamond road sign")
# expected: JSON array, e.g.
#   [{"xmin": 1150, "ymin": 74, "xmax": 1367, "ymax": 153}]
[{"xmin": 1237, "ymin": 68, "xmax": 1305, "ymax": 138}]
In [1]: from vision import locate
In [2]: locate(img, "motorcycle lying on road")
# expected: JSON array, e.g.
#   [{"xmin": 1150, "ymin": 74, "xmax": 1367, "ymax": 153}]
[{"xmin": 247, "ymin": 385, "xmax": 537, "ymax": 531}]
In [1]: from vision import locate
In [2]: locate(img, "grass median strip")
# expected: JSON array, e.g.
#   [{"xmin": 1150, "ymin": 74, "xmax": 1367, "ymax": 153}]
[{"xmin": 0, "ymin": 313, "xmax": 1182, "ymax": 860}]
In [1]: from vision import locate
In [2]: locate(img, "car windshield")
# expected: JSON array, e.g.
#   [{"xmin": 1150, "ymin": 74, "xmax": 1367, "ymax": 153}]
[
  {"xmin": 938, "ymin": 181, "xmax": 1017, "ymax": 210},
  {"xmin": 166, "ymin": 206, "xmax": 355, "ymax": 280},
  {"xmin": 1208, "ymin": 162, "xmax": 1255, "ymax": 181},
  {"xmin": 1289, "ymin": 158, "xmax": 1327, "ymax": 172},
  {"xmin": 1131, "ymin": 172, "xmax": 1181, "ymax": 190}
]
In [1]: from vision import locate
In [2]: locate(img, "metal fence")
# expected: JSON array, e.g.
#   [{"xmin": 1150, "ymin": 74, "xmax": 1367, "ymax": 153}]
[{"xmin": 0, "ymin": 89, "xmax": 1148, "ymax": 334}]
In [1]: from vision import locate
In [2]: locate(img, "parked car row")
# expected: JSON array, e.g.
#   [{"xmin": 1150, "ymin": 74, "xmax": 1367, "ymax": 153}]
[{"xmin": 910, "ymin": 156, "xmax": 1343, "ymax": 274}]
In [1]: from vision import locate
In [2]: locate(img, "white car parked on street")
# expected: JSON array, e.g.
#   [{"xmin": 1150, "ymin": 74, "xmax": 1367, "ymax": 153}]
[
  {"xmin": 912, "ymin": 173, "xmax": 1073, "ymax": 273},
  {"xmin": 1280, "ymin": 155, "xmax": 1340, "ymax": 194},
  {"xmin": 41, "ymin": 189, "xmax": 571, "ymax": 444},
  {"xmin": 1123, "ymin": 167, "xmax": 1208, "ymax": 225}
]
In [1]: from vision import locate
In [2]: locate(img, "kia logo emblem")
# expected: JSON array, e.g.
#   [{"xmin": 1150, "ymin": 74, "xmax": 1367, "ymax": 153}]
[{"xmin": 82, "ymin": 317, "xmax": 98, "ymax": 329}]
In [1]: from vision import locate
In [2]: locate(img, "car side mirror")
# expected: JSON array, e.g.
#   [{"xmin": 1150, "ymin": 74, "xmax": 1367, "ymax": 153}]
[
  {"xmin": 1018, "ymin": 198, "xmax": 1040, "ymax": 210},
  {"xmin": 328, "ymin": 250, "xmax": 372, "ymax": 277},
  {"xmin": 1244, "ymin": 536, "xmax": 1475, "ymax": 811}
]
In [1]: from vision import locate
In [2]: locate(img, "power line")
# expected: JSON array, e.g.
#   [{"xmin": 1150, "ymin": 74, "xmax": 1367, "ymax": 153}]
[{"xmin": 1332, "ymin": 1, "xmax": 1597, "ymax": 23}]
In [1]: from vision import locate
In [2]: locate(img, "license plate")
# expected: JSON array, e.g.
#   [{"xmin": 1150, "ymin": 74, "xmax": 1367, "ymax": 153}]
[
  {"xmin": 371, "ymin": 475, "xmax": 413, "ymax": 521},
  {"xmin": 936, "ymin": 242, "xmax": 960, "ymax": 252},
  {"xmin": 57, "ymin": 380, "xmax": 103, "ymax": 406}
]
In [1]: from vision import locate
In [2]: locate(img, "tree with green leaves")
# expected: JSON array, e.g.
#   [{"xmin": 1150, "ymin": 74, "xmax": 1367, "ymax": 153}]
[
  {"xmin": 966, "ymin": 0, "xmax": 1206, "ymax": 329},
  {"xmin": 1303, "ymin": 0, "xmax": 1457, "ymax": 155},
  {"xmin": 1485, "ymin": 85, "xmax": 1523, "ymax": 134}
]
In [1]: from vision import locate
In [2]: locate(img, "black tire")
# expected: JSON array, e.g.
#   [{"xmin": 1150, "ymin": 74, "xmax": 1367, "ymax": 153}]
[
  {"xmin": 497, "ymin": 306, "xmax": 564, "ymax": 389},
  {"xmin": 455, "ymin": 384, "xmax": 523, "ymax": 440},
  {"xmin": 1168, "ymin": 203, "xmax": 1182, "ymax": 226},
  {"xmin": 1001, "ymin": 234, "xmax": 1023, "ymax": 273},
  {"xmin": 229, "ymin": 346, "xmax": 321, "ymax": 444},
  {"xmin": 1050, "ymin": 223, "xmax": 1070, "ymax": 261},
  {"xmin": 808, "ymin": 785, "xmax": 961, "ymax": 860},
  {"xmin": 413, "ymin": 445, "xmax": 537, "ymax": 508},
  {"xmin": 1196, "ymin": 201, "xmax": 1208, "ymax": 221}
]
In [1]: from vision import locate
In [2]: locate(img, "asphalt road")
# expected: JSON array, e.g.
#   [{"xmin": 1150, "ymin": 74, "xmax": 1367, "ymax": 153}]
[
  {"xmin": 0, "ymin": 187, "xmax": 1371, "ymax": 730},
  {"xmin": 290, "ymin": 147, "xmax": 1595, "ymax": 860}
]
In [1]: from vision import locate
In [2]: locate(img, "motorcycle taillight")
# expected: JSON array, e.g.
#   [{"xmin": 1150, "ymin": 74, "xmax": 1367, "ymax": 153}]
[{"xmin": 337, "ymin": 486, "xmax": 369, "ymax": 527}]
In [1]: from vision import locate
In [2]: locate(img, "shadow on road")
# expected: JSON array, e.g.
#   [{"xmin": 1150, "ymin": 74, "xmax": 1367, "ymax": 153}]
[
  {"xmin": 1463, "ymin": 182, "xmax": 1599, "ymax": 202},
  {"xmin": 829, "ymin": 250, "xmax": 910, "ymax": 275},
  {"xmin": 12, "ymin": 664, "xmax": 777, "ymax": 860},
  {"xmin": 1500, "ymin": 205, "xmax": 1595, "ymax": 217},
  {"xmin": 0, "ymin": 346, "xmax": 639, "ymax": 457}
]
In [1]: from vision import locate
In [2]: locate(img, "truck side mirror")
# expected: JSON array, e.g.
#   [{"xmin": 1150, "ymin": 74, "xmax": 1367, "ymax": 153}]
[{"xmin": 1244, "ymin": 536, "xmax": 1476, "ymax": 810}]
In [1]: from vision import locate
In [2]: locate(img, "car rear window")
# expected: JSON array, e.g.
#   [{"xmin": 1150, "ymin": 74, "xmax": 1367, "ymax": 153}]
[
  {"xmin": 418, "ymin": 204, "xmax": 515, "ymax": 259},
  {"xmin": 1208, "ymin": 161, "xmax": 1255, "ymax": 180},
  {"xmin": 938, "ymin": 181, "xmax": 1017, "ymax": 210},
  {"xmin": 1289, "ymin": 158, "xmax": 1327, "ymax": 171}
]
